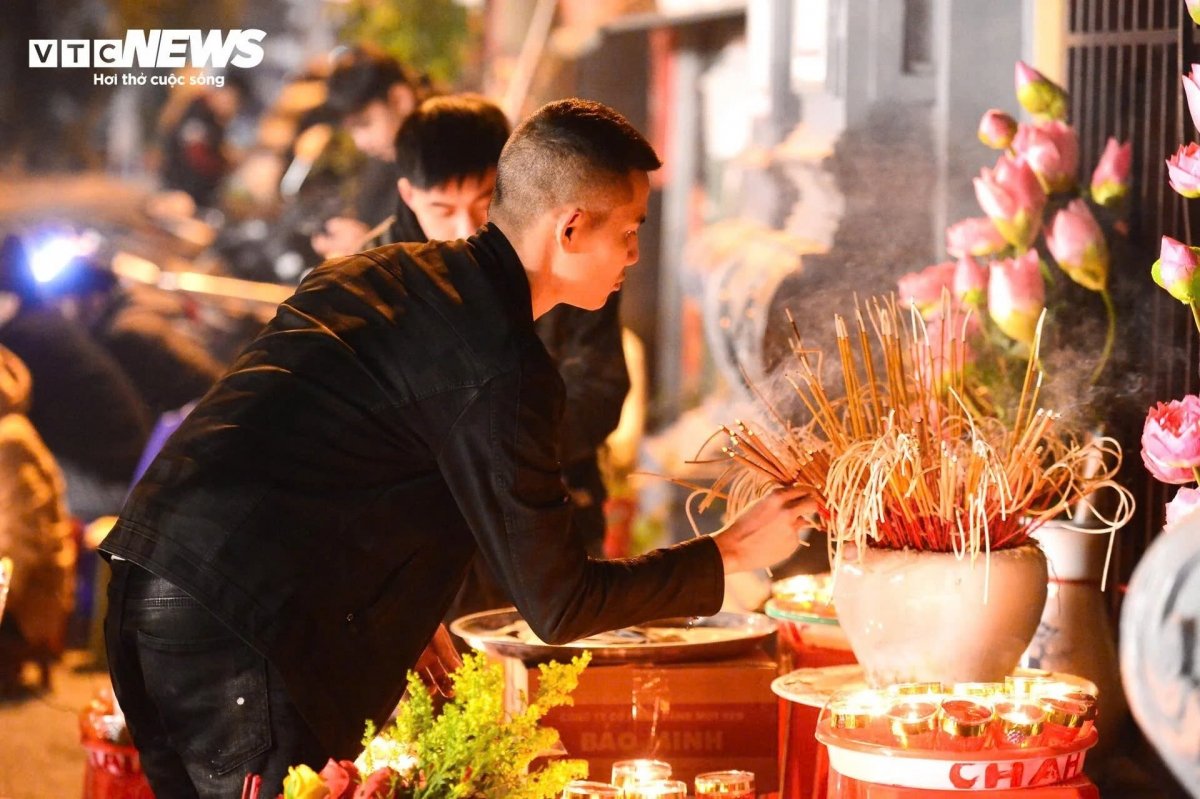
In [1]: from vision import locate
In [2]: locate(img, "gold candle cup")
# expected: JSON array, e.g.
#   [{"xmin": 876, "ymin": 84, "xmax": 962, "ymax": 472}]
[
  {"xmin": 993, "ymin": 701, "xmax": 1045, "ymax": 749},
  {"xmin": 611, "ymin": 760, "xmax": 672, "ymax": 790},
  {"xmin": 1004, "ymin": 676, "xmax": 1051, "ymax": 698},
  {"xmin": 886, "ymin": 699, "xmax": 939, "ymax": 749},
  {"xmin": 1039, "ymin": 696, "xmax": 1089, "ymax": 746},
  {"xmin": 889, "ymin": 681, "xmax": 944, "ymax": 696},
  {"xmin": 622, "ymin": 780, "xmax": 688, "ymax": 799},
  {"xmin": 937, "ymin": 697, "xmax": 994, "ymax": 752},
  {"xmin": 950, "ymin": 682, "xmax": 1004, "ymax": 699},
  {"xmin": 1061, "ymin": 691, "xmax": 1098, "ymax": 736},
  {"xmin": 695, "ymin": 770, "xmax": 755, "ymax": 799},
  {"xmin": 562, "ymin": 782, "xmax": 622, "ymax": 799}
]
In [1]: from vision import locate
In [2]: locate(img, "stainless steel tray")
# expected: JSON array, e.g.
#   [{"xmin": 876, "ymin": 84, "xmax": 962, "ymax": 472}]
[{"xmin": 449, "ymin": 607, "xmax": 777, "ymax": 664}]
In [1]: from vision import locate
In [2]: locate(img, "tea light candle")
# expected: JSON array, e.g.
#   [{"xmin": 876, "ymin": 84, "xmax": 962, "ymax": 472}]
[
  {"xmin": 562, "ymin": 781, "xmax": 622, "ymax": 799},
  {"xmin": 1039, "ymin": 695, "xmax": 1089, "ymax": 746},
  {"xmin": 611, "ymin": 760, "xmax": 672, "ymax": 790},
  {"xmin": 695, "ymin": 770, "xmax": 755, "ymax": 799},
  {"xmin": 1061, "ymin": 691, "xmax": 1098, "ymax": 736},
  {"xmin": 622, "ymin": 780, "xmax": 688, "ymax": 799},
  {"xmin": 950, "ymin": 682, "xmax": 1004, "ymax": 699},
  {"xmin": 886, "ymin": 699, "xmax": 939, "ymax": 749},
  {"xmin": 993, "ymin": 701, "xmax": 1045, "ymax": 749},
  {"xmin": 827, "ymin": 690, "xmax": 889, "ymax": 744},
  {"xmin": 1004, "ymin": 676, "xmax": 1051, "ymax": 697},
  {"xmin": 889, "ymin": 681, "xmax": 944, "ymax": 696},
  {"xmin": 937, "ymin": 697, "xmax": 994, "ymax": 752}
]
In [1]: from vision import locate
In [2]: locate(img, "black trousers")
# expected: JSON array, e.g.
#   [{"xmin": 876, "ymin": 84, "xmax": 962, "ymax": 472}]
[{"xmin": 104, "ymin": 560, "xmax": 327, "ymax": 799}]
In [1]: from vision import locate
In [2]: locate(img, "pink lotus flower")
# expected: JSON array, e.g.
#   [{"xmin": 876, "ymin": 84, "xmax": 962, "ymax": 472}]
[
  {"xmin": 1011, "ymin": 121, "xmax": 1080, "ymax": 193},
  {"xmin": 978, "ymin": 109, "xmax": 1018, "ymax": 149},
  {"xmin": 1167, "ymin": 142, "xmax": 1200, "ymax": 198},
  {"xmin": 1189, "ymin": 0, "xmax": 1200, "ymax": 25},
  {"xmin": 1152, "ymin": 236, "xmax": 1200, "ymax": 302},
  {"xmin": 945, "ymin": 217, "xmax": 1009, "ymax": 259},
  {"xmin": 1185, "ymin": 64, "xmax": 1200, "ymax": 134},
  {"xmin": 1015, "ymin": 61, "xmax": 1068, "ymax": 119},
  {"xmin": 1166, "ymin": 486, "xmax": 1200, "ymax": 528},
  {"xmin": 974, "ymin": 156, "xmax": 1048, "ymax": 250},
  {"xmin": 1142, "ymin": 396, "xmax": 1200, "ymax": 485},
  {"xmin": 897, "ymin": 261, "xmax": 956, "ymax": 314},
  {"xmin": 1090, "ymin": 137, "xmax": 1132, "ymax": 206},
  {"xmin": 1045, "ymin": 199, "xmax": 1109, "ymax": 291},
  {"xmin": 988, "ymin": 249, "xmax": 1045, "ymax": 345},
  {"xmin": 953, "ymin": 255, "xmax": 988, "ymax": 306}
]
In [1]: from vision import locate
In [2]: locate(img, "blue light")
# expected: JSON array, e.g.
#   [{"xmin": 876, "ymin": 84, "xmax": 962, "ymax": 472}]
[{"xmin": 29, "ymin": 236, "xmax": 80, "ymax": 284}]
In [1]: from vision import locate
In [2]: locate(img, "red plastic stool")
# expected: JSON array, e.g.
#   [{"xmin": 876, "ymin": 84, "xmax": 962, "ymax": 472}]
[{"xmin": 81, "ymin": 739, "xmax": 154, "ymax": 799}]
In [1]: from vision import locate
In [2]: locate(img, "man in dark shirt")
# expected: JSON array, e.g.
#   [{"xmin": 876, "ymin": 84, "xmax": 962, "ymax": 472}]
[
  {"xmin": 101, "ymin": 100, "xmax": 814, "ymax": 798},
  {"xmin": 161, "ymin": 80, "xmax": 245, "ymax": 210}
]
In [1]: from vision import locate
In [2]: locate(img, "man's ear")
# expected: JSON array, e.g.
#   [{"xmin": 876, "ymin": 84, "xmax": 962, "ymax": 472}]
[
  {"xmin": 397, "ymin": 177, "xmax": 415, "ymax": 207},
  {"xmin": 389, "ymin": 83, "xmax": 416, "ymax": 119},
  {"xmin": 556, "ymin": 208, "xmax": 585, "ymax": 253}
]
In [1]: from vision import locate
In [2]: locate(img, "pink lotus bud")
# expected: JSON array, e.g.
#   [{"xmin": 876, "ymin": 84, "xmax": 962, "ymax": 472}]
[
  {"xmin": 897, "ymin": 261, "xmax": 956, "ymax": 314},
  {"xmin": 973, "ymin": 156, "xmax": 1047, "ymax": 250},
  {"xmin": 1152, "ymin": 235, "xmax": 1200, "ymax": 303},
  {"xmin": 1166, "ymin": 486, "xmax": 1200, "ymax": 528},
  {"xmin": 945, "ymin": 217, "xmax": 1009, "ymax": 259},
  {"xmin": 1167, "ymin": 142, "xmax": 1200, "ymax": 198},
  {"xmin": 1015, "ymin": 61, "xmax": 1068, "ymax": 119},
  {"xmin": 1089, "ymin": 137, "xmax": 1132, "ymax": 206},
  {"xmin": 953, "ymin": 255, "xmax": 988, "ymax": 306},
  {"xmin": 1143, "ymin": 396, "xmax": 1200, "ymax": 485},
  {"xmin": 1045, "ymin": 199, "xmax": 1108, "ymax": 291},
  {"xmin": 1189, "ymin": 0, "xmax": 1200, "ymax": 25},
  {"xmin": 1185, "ymin": 64, "xmax": 1200, "ymax": 136},
  {"xmin": 987, "ymin": 249, "xmax": 1045, "ymax": 345},
  {"xmin": 978, "ymin": 109, "xmax": 1018, "ymax": 149},
  {"xmin": 1011, "ymin": 121, "xmax": 1079, "ymax": 194}
]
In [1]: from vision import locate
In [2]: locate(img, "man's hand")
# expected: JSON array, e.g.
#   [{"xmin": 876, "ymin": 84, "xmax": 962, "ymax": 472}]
[
  {"xmin": 413, "ymin": 624, "xmax": 462, "ymax": 700},
  {"xmin": 710, "ymin": 485, "xmax": 818, "ymax": 574},
  {"xmin": 311, "ymin": 217, "xmax": 370, "ymax": 259}
]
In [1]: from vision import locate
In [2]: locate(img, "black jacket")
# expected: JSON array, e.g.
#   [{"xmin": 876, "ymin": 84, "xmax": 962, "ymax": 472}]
[{"xmin": 100, "ymin": 225, "xmax": 724, "ymax": 757}]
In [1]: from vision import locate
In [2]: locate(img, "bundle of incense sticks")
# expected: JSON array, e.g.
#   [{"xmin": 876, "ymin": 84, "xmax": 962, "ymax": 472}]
[{"xmin": 693, "ymin": 296, "xmax": 1133, "ymax": 579}]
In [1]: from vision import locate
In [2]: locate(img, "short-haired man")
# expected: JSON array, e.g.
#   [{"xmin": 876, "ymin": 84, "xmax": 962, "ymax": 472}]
[
  {"xmin": 312, "ymin": 45, "xmax": 420, "ymax": 260},
  {"xmin": 102, "ymin": 100, "xmax": 815, "ymax": 798}
]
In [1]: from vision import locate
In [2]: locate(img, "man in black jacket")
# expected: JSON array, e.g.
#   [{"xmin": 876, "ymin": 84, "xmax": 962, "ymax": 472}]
[{"xmin": 101, "ymin": 99, "xmax": 814, "ymax": 798}]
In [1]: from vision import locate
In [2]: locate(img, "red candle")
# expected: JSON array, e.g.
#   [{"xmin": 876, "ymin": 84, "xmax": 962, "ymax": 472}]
[
  {"xmin": 695, "ymin": 770, "xmax": 755, "ymax": 799},
  {"xmin": 937, "ymin": 697, "xmax": 994, "ymax": 752}
]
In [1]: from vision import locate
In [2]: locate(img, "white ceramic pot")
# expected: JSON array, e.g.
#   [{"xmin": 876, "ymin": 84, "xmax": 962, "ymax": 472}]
[
  {"xmin": 1020, "ymin": 521, "xmax": 1126, "ymax": 756},
  {"xmin": 833, "ymin": 544, "xmax": 1048, "ymax": 686}
]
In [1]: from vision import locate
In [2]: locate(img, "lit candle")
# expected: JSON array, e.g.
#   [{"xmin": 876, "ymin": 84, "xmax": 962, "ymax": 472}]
[
  {"xmin": 562, "ymin": 781, "xmax": 622, "ymax": 799},
  {"xmin": 621, "ymin": 780, "xmax": 688, "ymax": 799},
  {"xmin": 950, "ymin": 682, "xmax": 1004, "ymax": 699},
  {"xmin": 889, "ymin": 681, "xmax": 944, "ymax": 696},
  {"xmin": 993, "ymin": 701, "xmax": 1045, "ymax": 749},
  {"xmin": 1004, "ymin": 676, "xmax": 1051, "ymax": 698},
  {"xmin": 886, "ymin": 699, "xmax": 939, "ymax": 749},
  {"xmin": 1039, "ymin": 696, "xmax": 1089, "ymax": 746},
  {"xmin": 611, "ymin": 760, "xmax": 672, "ymax": 790},
  {"xmin": 827, "ymin": 690, "xmax": 889, "ymax": 744},
  {"xmin": 937, "ymin": 697, "xmax": 994, "ymax": 752},
  {"xmin": 695, "ymin": 770, "xmax": 755, "ymax": 799}
]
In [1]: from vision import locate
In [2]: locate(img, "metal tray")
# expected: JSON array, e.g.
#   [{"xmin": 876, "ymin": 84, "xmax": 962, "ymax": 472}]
[{"xmin": 450, "ymin": 607, "xmax": 777, "ymax": 664}]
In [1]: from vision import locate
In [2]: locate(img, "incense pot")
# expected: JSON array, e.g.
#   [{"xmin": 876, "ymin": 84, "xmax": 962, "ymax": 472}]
[{"xmin": 833, "ymin": 543, "xmax": 1048, "ymax": 686}]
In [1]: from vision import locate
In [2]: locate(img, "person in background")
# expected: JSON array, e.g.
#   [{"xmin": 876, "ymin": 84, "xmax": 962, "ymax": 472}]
[
  {"xmin": 312, "ymin": 46, "xmax": 421, "ymax": 260},
  {"xmin": 0, "ymin": 236, "xmax": 150, "ymax": 522},
  {"xmin": 101, "ymin": 99, "xmax": 817, "ymax": 797},
  {"xmin": 376, "ymin": 96, "xmax": 628, "ymax": 606},
  {"xmin": 0, "ymin": 345, "xmax": 76, "ymax": 695},
  {"xmin": 160, "ymin": 76, "xmax": 249, "ymax": 210}
]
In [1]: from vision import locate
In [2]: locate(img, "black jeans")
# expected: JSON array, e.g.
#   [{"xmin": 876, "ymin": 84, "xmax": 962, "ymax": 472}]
[{"xmin": 105, "ymin": 560, "xmax": 328, "ymax": 799}]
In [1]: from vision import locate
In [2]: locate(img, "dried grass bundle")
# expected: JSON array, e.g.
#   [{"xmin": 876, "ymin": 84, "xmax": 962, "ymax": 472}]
[{"xmin": 692, "ymin": 296, "xmax": 1133, "ymax": 582}]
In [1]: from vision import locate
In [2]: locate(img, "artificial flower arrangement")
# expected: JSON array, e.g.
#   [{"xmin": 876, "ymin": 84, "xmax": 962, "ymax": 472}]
[
  {"xmin": 897, "ymin": 60, "xmax": 1132, "ymax": 423},
  {"xmin": 277, "ymin": 652, "xmax": 590, "ymax": 799},
  {"xmin": 1142, "ymin": 4, "xmax": 1200, "ymax": 529},
  {"xmin": 695, "ymin": 295, "xmax": 1133, "ymax": 571}
]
